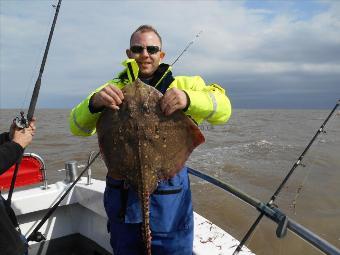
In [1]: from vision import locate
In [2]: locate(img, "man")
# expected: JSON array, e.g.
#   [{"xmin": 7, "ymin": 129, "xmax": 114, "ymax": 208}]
[
  {"xmin": 0, "ymin": 119, "xmax": 36, "ymax": 255},
  {"xmin": 70, "ymin": 25, "xmax": 231, "ymax": 255}
]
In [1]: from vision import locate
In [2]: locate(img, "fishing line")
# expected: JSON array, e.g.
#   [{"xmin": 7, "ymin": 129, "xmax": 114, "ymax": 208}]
[
  {"xmin": 290, "ymin": 167, "xmax": 312, "ymax": 214},
  {"xmin": 7, "ymin": 0, "xmax": 62, "ymax": 205},
  {"xmin": 290, "ymin": 111, "xmax": 339, "ymax": 214},
  {"xmin": 233, "ymin": 100, "xmax": 340, "ymax": 255},
  {"xmin": 188, "ymin": 167, "xmax": 340, "ymax": 254},
  {"xmin": 289, "ymin": 136, "xmax": 321, "ymax": 213},
  {"xmin": 170, "ymin": 30, "xmax": 203, "ymax": 66},
  {"xmin": 20, "ymin": 3, "xmax": 57, "ymax": 111}
]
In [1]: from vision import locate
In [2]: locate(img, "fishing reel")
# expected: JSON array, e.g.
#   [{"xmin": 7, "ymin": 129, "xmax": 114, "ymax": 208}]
[
  {"xmin": 27, "ymin": 231, "xmax": 46, "ymax": 243},
  {"xmin": 14, "ymin": 111, "xmax": 29, "ymax": 129}
]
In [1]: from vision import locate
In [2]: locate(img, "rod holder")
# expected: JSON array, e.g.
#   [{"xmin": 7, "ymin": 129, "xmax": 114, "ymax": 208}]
[
  {"xmin": 65, "ymin": 161, "xmax": 78, "ymax": 183},
  {"xmin": 86, "ymin": 151, "xmax": 96, "ymax": 185}
]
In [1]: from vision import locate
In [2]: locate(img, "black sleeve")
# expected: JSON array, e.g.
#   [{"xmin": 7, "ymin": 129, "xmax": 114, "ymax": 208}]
[
  {"xmin": 0, "ymin": 132, "xmax": 10, "ymax": 144},
  {"xmin": 0, "ymin": 141, "xmax": 24, "ymax": 175},
  {"xmin": 0, "ymin": 197, "xmax": 25, "ymax": 255},
  {"xmin": 88, "ymin": 93, "xmax": 104, "ymax": 113},
  {"xmin": 182, "ymin": 91, "xmax": 191, "ymax": 112}
]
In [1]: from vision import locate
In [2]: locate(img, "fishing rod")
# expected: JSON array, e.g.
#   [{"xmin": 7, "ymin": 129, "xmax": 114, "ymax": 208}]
[
  {"xmin": 27, "ymin": 28, "xmax": 204, "ymax": 242},
  {"xmin": 7, "ymin": 0, "xmax": 62, "ymax": 205},
  {"xmin": 127, "ymin": 30, "xmax": 202, "ymax": 82},
  {"xmin": 187, "ymin": 167, "xmax": 340, "ymax": 255},
  {"xmin": 128, "ymin": 30, "xmax": 203, "ymax": 80},
  {"xmin": 233, "ymin": 99, "xmax": 340, "ymax": 255},
  {"xmin": 27, "ymin": 151, "xmax": 100, "ymax": 242},
  {"xmin": 170, "ymin": 30, "xmax": 203, "ymax": 66}
]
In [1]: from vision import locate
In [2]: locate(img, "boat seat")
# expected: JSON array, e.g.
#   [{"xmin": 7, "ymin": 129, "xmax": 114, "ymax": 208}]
[{"xmin": 0, "ymin": 153, "xmax": 45, "ymax": 190}]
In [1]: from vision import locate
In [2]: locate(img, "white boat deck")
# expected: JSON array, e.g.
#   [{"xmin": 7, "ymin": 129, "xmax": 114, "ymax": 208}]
[{"xmin": 5, "ymin": 178, "xmax": 254, "ymax": 255}]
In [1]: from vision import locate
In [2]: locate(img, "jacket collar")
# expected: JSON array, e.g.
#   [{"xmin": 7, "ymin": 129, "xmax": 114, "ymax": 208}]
[{"xmin": 119, "ymin": 59, "xmax": 173, "ymax": 88}]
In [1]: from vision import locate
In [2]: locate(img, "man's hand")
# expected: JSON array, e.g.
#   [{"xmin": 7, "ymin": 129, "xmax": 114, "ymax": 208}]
[
  {"xmin": 11, "ymin": 118, "xmax": 36, "ymax": 149},
  {"xmin": 92, "ymin": 85, "xmax": 124, "ymax": 111},
  {"xmin": 160, "ymin": 88, "xmax": 188, "ymax": 116}
]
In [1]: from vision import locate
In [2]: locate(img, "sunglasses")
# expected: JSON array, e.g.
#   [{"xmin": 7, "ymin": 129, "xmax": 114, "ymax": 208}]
[{"xmin": 130, "ymin": 45, "xmax": 161, "ymax": 55}]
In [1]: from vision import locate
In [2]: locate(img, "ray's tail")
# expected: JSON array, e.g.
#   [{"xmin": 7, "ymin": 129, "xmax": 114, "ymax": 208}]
[{"xmin": 141, "ymin": 191, "xmax": 152, "ymax": 255}]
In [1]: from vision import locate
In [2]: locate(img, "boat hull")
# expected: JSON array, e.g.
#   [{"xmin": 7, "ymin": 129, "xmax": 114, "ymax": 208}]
[{"xmin": 4, "ymin": 178, "xmax": 254, "ymax": 255}]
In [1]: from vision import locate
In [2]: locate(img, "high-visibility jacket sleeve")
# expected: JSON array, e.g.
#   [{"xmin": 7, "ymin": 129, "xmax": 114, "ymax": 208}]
[
  {"xmin": 70, "ymin": 74, "xmax": 231, "ymax": 136},
  {"xmin": 69, "ymin": 82, "xmax": 112, "ymax": 136},
  {"xmin": 170, "ymin": 76, "xmax": 232, "ymax": 125}
]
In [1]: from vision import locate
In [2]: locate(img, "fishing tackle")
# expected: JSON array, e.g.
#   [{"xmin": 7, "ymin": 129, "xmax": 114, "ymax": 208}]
[
  {"xmin": 187, "ymin": 167, "xmax": 340, "ymax": 255},
  {"xmin": 26, "ymin": 27, "xmax": 204, "ymax": 243},
  {"xmin": 7, "ymin": 0, "xmax": 62, "ymax": 205},
  {"xmin": 171, "ymin": 30, "xmax": 203, "ymax": 66},
  {"xmin": 126, "ymin": 30, "xmax": 202, "ymax": 82},
  {"xmin": 233, "ymin": 99, "xmax": 340, "ymax": 255},
  {"xmin": 27, "ymin": 151, "xmax": 100, "ymax": 242}
]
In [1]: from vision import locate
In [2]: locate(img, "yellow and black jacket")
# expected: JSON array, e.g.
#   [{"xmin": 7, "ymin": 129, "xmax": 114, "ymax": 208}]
[{"xmin": 70, "ymin": 59, "xmax": 232, "ymax": 136}]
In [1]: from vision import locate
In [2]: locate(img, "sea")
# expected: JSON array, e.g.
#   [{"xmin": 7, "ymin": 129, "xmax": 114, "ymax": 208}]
[{"xmin": 1, "ymin": 108, "xmax": 339, "ymax": 255}]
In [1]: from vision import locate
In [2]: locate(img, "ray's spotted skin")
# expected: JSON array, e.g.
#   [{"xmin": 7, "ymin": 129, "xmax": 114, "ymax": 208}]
[{"xmin": 96, "ymin": 79, "xmax": 205, "ymax": 255}]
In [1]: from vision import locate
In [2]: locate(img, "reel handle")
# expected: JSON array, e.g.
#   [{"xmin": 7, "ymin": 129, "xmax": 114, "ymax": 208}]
[{"xmin": 14, "ymin": 111, "xmax": 28, "ymax": 129}]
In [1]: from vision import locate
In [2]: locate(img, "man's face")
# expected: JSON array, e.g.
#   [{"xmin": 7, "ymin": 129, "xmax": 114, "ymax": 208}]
[{"xmin": 126, "ymin": 31, "xmax": 165, "ymax": 78}]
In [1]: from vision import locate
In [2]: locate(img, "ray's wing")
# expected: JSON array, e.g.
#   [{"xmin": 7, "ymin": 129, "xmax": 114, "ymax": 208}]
[
  {"xmin": 96, "ymin": 102, "xmax": 140, "ymax": 183},
  {"xmin": 149, "ymin": 109, "xmax": 205, "ymax": 180},
  {"xmin": 97, "ymin": 79, "xmax": 205, "ymax": 192}
]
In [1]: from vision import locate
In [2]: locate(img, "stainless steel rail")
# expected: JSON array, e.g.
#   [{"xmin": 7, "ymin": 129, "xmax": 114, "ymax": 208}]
[{"xmin": 188, "ymin": 167, "xmax": 340, "ymax": 255}]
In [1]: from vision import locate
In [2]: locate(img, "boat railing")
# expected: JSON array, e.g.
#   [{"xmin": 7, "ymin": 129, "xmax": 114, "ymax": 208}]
[
  {"xmin": 0, "ymin": 152, "xmax": 48, "ymax": 191},
  {"xmin": 187, "ymin": 167, "xmax": 340, "ymax": 255},
  {"xmin": 21, "ymin": 150, "xmax": 339, "ymax": 254},
  {"xmin": 24, "ymin": 152, "xmax": 48, "ymax": 190}
]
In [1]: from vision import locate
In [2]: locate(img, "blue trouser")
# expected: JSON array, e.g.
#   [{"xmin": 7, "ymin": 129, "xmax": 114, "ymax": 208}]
[
  {"xmin": 104, "ymin": 167, "xmax": 193, "ymax": 255},
  {"xmin": 20, "ymin": 234, "xmax": 28, "ymax": 255}
]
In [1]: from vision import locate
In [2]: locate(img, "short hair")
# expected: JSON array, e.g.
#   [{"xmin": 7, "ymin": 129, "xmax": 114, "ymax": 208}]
[{"xmin": 130, "ymin": 25, "xmax": 162, "ymax": 46}]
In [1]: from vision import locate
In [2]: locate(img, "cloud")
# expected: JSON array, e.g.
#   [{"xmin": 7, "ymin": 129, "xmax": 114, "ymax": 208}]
[{"xmin": 1, "ymin": 0, "xmax": 339, "ymax": 109}]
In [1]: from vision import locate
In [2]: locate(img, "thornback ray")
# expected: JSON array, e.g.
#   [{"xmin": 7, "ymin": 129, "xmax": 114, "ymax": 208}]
[{"xmin": 96, "ymin": 79, "xmax": 205, "ymax": 255}]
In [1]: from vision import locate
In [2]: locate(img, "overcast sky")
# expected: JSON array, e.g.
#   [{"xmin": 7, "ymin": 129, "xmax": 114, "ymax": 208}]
[{"xmin": 1, "ymin": 0, "xmax": 339, "ymax": 109}]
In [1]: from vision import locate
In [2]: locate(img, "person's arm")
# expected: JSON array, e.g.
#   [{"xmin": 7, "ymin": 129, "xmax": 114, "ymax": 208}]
[
  {"xmin": 69, "ymin": 81, "xmax": 124, "ymax": 137},
  {"xmin": 0, "ymin": 120, "xmax": 36, "ymax": 174},
  {"xmin": 166, "ymin": 76, "xmax": 232, "ymax": 125},
  {"xmin": 0, "ymin": 142, "xmax": 24, "ymax": 174},
  {"xmin": 0, "ymin": 132, "xmax": 10, "ymax": 144}
]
